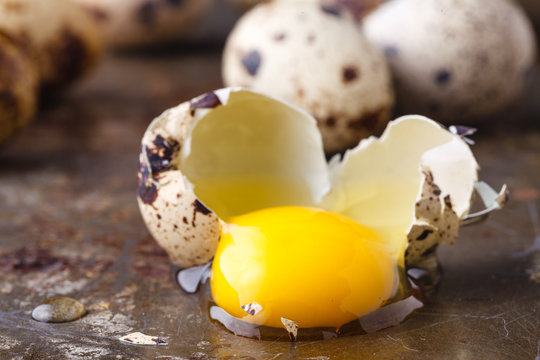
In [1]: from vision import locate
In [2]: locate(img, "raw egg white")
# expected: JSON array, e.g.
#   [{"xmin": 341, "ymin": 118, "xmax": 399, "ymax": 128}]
[{"xmin": 211, "ymin": 206, "xmax": 397, "ymax": 329}]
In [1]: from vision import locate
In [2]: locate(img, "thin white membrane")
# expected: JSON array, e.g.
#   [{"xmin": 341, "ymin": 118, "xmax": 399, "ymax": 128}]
[
  {"xmin": 321, "ymin": 116, "xmax": 478, "ymax": 260},
  {"xmin": 180, "ymin": 89, "xmax": 331, "ymax": 219}
]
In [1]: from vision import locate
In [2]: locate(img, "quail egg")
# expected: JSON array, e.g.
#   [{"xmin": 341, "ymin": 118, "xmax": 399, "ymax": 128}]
[
  {"xmin": 222, "ymin": 0, "xmax": 394, "ymax": 153},
  {"xmin": 363, "ymin": 0, "xmax": 537, "ymax": 122},
  {"xmin": 0, "ymin": 0, "xmax": 103, "ymax": 90},
  {"xmin": 74, "ymin": 0, "xmax": 212, "ymax": 48},
  {"xmin": 137, "ymin": 88, "xmax": 506, "ymax": 334}
]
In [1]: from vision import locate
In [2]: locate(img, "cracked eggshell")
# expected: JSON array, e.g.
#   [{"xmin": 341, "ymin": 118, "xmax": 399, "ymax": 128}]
[
  {"xmin": 363, "ymin": 0, "xmax": 537, "ymax": 122},
  {"xmin": 322, "ymin": 115, "xmax": 479, "ymax": 267},
  {"xmin": 74, "ymin": 0, "xmax": 212, "ymax": 48},
  {"xmin": 0, "ymin": 32, "xmax": 38, "ymax": 144},
  {"xmin": 222, "ymin": 0, "xmax": 394, "ymax": 153},
  {"xmin": 138, "ymin": 88, "xmax": 486, "ymax": 271},
  {"xmin": 0, "ymin": 0, "xmax": 103, "ymax": 90},
  {"xmin": 137, "ymin": 88, "xmax": 329, "ymax": 268}
]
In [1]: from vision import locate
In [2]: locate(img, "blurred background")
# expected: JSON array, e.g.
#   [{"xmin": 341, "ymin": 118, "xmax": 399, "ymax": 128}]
[{"xmin": 0, "ymin": 0, "xmax": 539, "ymax": 358}]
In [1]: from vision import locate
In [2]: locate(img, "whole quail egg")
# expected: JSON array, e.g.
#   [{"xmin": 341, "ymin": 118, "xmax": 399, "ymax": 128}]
[
  {"xmin": 74, "ymin": 0, "xmax": 212, "ymax": 48},
  {"xmin": 222, "ymin": 0, "xmax": 394, "ymax": 153},
  {"xmin": 0, "ymin": 32, "xmax": 38, "ymax": 144},
  {"xmin": 0, "ymin": 0, "xmax": 103, "ymax": 90},
  {"xmin": 363, "ymin": 0, "xmax": 537, "ymax": 122},
  {"xmin": 137, "ymin": 88, "xmax": 506, "ymax": 333}
]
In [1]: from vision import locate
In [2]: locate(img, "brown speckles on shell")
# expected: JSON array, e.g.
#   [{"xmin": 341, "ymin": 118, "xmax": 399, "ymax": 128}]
[
  {"xmin": 193, "ymin": 200, "xmax": 212, "ymax": 216},
  {"xmin": 320, "ymin": 4, "xmax": 342, "ymax": 17},
  {"xmin": 43, "ymin": 27, "xmax": 89, "ymax": 88},
  {"xmin": 342, "ymin": 66, "xmax": 359, "ymax": 83},
  {"xmin": 406, "ymin": 169, "xmax": 461, "ymax": 267},
  {"xmin": 189, "ymin": 91, "xmax": 222, "ymax": 111},
  {"xmin": 241, "ymin": 50, "xmax": 262, "ymax": 76}
]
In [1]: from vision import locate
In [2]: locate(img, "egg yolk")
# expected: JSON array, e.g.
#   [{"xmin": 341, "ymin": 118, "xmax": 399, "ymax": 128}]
[{"xmin": 210, "ymin": 206, "xmax": 398, "ymax": 329}]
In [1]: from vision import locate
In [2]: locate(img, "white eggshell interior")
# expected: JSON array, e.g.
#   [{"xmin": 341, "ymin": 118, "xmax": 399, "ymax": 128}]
[{"xmin": 180, "ymin": 89, "xmax": 331, "ymax": 219}]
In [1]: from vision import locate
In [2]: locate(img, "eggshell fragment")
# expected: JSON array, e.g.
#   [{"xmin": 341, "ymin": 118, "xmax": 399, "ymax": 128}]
[
  {"xmin": 0, "ymin": 0, "xmax": 103, "ymax": 89},
  {"xmin": 322, "ymin": 115, "xmax": 478, "ymax": 267},
  {"xmin": 74, "ymin": 0, "xmax": 212, "ymax": 48},
  {"xmin": 222, "ymin": 0, "xmax": 394, "ymax": 153},
  {"xmin": 0, "ymin": 32, "xmax": 38, "ymax": 144},
  {"xmin": 363, "ymin": 0, "xmax": 537, "ymax": 121}
]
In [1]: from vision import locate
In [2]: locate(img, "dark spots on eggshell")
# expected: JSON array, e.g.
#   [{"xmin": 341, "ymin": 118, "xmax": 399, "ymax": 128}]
[
  {"xmin": 342, "ymin": 66, "xmax": 359, "ymax": 83},
  {"xmin": 190, "ymin": 91, "xmax": 222, "ymax": 111},
  {"xmin": 321, "ymin": 4, "xmax": 342, "ymax": 17},
  {"xmin": 137, "ymin": 2, "xmax": 157, "ymax": 27},
  {"xmin": 433, "ymin": 188, "xmax": 441, "ymax": 196},
  {"xmin": 273, "ymin": 32, "xmax": 287, "ymax": 42},
  {"xmin": 137, "ymin": 157, "xmax": 158, "ymax": 205},
  {"xmin": 434, "ymin": 70, "xmax": 452, "ymax": 87},
  {"xmin": 241, "ymin": 50, "xmax": 262, "ymax": 77},
  {"xmin": 444, "ymin": 195, "xmax": 453, "ymax": 209},
  {"xmin": 416, "ymin": 229, "xmax": 433, "ymax": 241},
  {"xmin": 183, "ymin": 217, "xmax": 188, "ymax": 225},
  {"xmin": 137, "ymin": 136, "xmax": 179, "ymax": 205},
  {"xmin": 306, "ymin": 34, "xmax": 316, "ymax": 44},
  {"xmin": 191, "ymin": 200, "xmax": 212, "ymax": 227},
  {"xmin": 193, "ymin": 200, "xmax": 211, "ymax": 215},
  {"xmin": 157, "ymin": 214, "xmax": 162, "ymax": 220},
  {"xmin": 326, "ymin": 117, "xmax": 336, "ymax": 127},
  {"xmin": 146, "ymin": 135, "xmax": 180, "ymax": 174},
  {"xmin": 44, "ymin": 28, "xmax": 89, "ymax": 87}
]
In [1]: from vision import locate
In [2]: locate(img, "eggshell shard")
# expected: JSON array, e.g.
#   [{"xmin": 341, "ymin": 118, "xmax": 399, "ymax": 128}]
[
  {"xmin": 0, "ymin": 0, "xmax": 103, "ymax": 89},
  {"xmin": 0, "ymin": 32, "xmax": 38, "ymax": 144},
  {"xmin": 74, "ymin": 0, "xmax": 212, "ymax": 48},
  {"xmin": 363, "ymin": 0, "xmax": 537, "ymax": 121},
  {"xmin": 222, "ymin": 0, "xmax": 394, "ymax": 153},
  {"xmin": 322, "ymin": 115, "xmax": 479, "ymax": 268}
]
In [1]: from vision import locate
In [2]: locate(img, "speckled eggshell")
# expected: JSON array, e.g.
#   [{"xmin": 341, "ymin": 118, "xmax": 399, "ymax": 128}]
[
  {"xmin": 222, "ymin": 0, "xmax": 394, "ymax": 153},
  {"xmin": 363, "ymin": 0, "xmax": 537, "ymax": 122},
  {"xmin": 74, "ymin": 0, "xmax": 212, "ymax": 48},
  {"xmin": 321, "ymin": 0, "xmax": 387, "ymax": 20},
  {"xmin": 137, "ymin": 95, "xmax": 222, "ymax": 269},
  {"xmin": 0, "ymin": 32, "xmax": 38, "ymax": 144},
  {"xmin": 0, "ymin": 0, "xmax": 103, "ymax": 90}
]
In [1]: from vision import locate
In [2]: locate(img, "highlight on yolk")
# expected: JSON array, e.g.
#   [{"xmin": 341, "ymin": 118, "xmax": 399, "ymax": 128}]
[{"xmin": 210, "ymin": 206, "xmax": 398, "ymax": 329}]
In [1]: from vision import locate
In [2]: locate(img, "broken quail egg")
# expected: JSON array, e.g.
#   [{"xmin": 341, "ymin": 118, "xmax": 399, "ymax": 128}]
[
  {"xmin": 0, "ymin": 0, "xmax": 103, "ymax": 90},
  {"xmin": 137, "ymin": 88, "xmax": 506, "ymax": 334},
  {"xmin": 363, "ymin": 0, "xmax": 537, "ymax": 122},
  {"xmin": 0, "ymin": 32, "xmax": 38, "ymax": 144},
  {"xmin": 74, "ymin": 0, "xmax": 212, "ymax": 48},
  {"xmin": 222, "ymin": 0, "xmax": 394, "ymax": 153}
]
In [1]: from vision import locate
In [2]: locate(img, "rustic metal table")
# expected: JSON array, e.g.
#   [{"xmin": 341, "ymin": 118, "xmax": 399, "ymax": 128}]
[{"xmin": 0, "ymin": 49, "xmax": 539, "ymax": 359}]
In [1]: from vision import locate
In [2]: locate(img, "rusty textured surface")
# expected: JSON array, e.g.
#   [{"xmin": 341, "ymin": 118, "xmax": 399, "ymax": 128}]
[{"xmin": 0, "ymin": 50, "xmax": 539, "ymax": 359}]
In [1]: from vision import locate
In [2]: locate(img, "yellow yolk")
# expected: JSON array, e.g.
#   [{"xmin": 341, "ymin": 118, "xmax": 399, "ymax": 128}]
[{"xmin": 210, "ymin": 206, "xmax": 398, "ymax": 329}]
